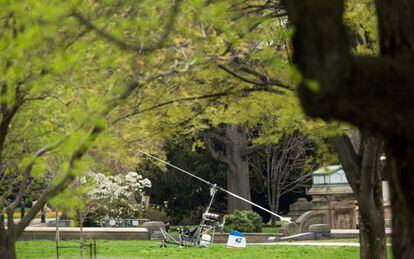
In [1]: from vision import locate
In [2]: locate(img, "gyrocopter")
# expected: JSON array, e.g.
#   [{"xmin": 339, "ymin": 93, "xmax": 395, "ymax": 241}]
[{"xmin": 137, "ymin": 149, "xmax": 290, "ymax": 248}]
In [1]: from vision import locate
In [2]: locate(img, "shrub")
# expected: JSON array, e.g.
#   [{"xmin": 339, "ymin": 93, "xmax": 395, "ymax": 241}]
[
  {"xmin": 245, "ymin": 210, "xmax": 263, "ymax": 232},
  {"xmin": 181, "ymin": 206, "xmax": 206, "ymax": 226},
  {"xmin": 224, "ymin": 210, "xmax": 263, "ymax": 233},
  {"xmin": 144, "ymin": 206, "xmax": 170, "ymax": 222}
]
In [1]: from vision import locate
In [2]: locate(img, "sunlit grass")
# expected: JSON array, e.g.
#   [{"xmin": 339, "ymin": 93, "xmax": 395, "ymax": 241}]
[{"xmin": 16, "ymin": 240, "xmax": 364, "ymax": 259}]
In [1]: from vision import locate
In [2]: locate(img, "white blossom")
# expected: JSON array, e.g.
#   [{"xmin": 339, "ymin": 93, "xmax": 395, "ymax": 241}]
[{"xmin": 85, "ymin": 171, "xmax": 151, "ymax": 220}]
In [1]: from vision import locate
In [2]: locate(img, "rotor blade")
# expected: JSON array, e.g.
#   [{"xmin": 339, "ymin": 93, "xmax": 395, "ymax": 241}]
[
  {"xmin": 137, "ymin": 149, "xmax": 213, "ymax": 186},
  {"xmin": 219, "ymin": 188, "xmax": 290, "ymax": 222},
  {"xmin": 137, "ymin": 149, "xmax": 290, "ymax": 222}
]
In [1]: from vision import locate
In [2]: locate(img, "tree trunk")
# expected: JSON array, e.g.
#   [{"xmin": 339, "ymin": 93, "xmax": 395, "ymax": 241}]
[
  {"xmin": 333, "ymin": 132, "xmax": 387, "ymax": 259},
  {"xmin": 205, "ymin": 124, "xmax": 253, "ymax": 213},
  {"xmin": 358, "ymin": 135, "xmax": 387, "ymax": 259},
  {"xmin": 357, "ymin": 166, "xmax": 387, "ymax": 259},
  {"xmin": 227, "ymin": 159, "xmax": 251, "ymax": 213},
  {"xmin": 0, "ymin": 233, "xmax": 17, "ymax": 259},
  {"xmin": 270, "ymin": 197, "xmax": 280, "ymax": 227},
  {"xmin": 388, "ymin": 139, "xmax": 414, "ymax": 259},
  {"xmin": 358, "ymin": 211, "xmax": 386, "ymax": 259},
  {"xmin": 224, "ymin": 124, "xmax": 253, "ymax": 213},
  {"xmin": 270, "ymin": 214, "xmax": 276, "ymax": 227},
  {"xmin": 283, "ymin": 1, "xmax": 414, "ymax": 257},
  {"xmin": 269, "ymin": 206, "xmax": 276, "ymax": 227}
]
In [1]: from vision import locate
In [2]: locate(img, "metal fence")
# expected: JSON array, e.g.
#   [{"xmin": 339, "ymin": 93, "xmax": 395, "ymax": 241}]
[{"xmin": 47, "ymin": 220, "xmax": 73, "ymax": 227}]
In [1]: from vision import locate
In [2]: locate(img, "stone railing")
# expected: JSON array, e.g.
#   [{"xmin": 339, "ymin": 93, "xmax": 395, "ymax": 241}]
[{"xmin": 19, "ymin": 227, "xmax": 150, "ymax": 241}]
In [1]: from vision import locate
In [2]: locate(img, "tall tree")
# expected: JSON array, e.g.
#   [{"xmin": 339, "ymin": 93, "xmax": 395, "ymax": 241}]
[
  {"xmin": 283, "ymin": 0, "xmax": 414, "ymax": 257},
  {"xmin": 333, "ymin": 130, "xmax": 386, "ymax": 259},
  {"xmin": 331, "ymin": 2, "xmax": 387, "ymax": 257},
  {"xmin": 250, "ymin": 132, "xmax": 312, "ymax": 226},
  {"xmin": 205, "ymin": 124, "xmax": 259, "ymax": 212},
  {"xmin": 0, "ymin": 1, "xmax": 187, "ymax": 258}
]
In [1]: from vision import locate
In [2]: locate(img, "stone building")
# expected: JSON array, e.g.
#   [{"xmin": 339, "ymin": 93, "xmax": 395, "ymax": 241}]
[{"xmin": 287, "ymin": 165, "xmax": 391, "ymax": 230}]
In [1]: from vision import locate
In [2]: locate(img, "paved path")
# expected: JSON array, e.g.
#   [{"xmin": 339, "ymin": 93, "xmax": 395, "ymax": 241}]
[
  {"xmin": 251, "ymin": 241, "xmax": 392, "ymax": 247},
  {"xmin": 251, "ymin": 242, "xmax": 361, "ymax": 246},
  {"xmin": 331, "ymin": 228, "xmax": 392, "ymax": 235}
]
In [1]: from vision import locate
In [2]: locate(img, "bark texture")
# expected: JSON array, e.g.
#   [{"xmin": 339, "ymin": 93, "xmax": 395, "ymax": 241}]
[
  {"xmin": 283, "ymin": 1, "xmax": 414, "ymax": 257},
  {"xmin": 333, "ymin": 131, "xmax": 386, "ymax": 259},
  {"xmin": 387, "ymin": 138, "xmax": 414, "ymax": 259},
  {"xmin": 205, "ymin": 124, "xmax": 257, "ymax": 213},
  {"xmin": 0, "ymin": 231, "xmax": 16, "ymax": 259}
]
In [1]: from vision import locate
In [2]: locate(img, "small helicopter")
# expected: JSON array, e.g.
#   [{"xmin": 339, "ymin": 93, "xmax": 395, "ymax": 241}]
[
  {"xmin": 160, "ymin": 185, "xmax": 225, "ymax": 247},
  {"xmin": 137, "ymin": 149, "xmax": 290, "ymax": 248}
]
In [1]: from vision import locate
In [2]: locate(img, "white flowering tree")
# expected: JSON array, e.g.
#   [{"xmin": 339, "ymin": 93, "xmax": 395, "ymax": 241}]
[
  {"xmin": 70, "ymin": 171, "xmax": 151, "ymax": 227},
  {"xmin": 91, "ymin": 171, "xmax": 151, "ymax": 219}
]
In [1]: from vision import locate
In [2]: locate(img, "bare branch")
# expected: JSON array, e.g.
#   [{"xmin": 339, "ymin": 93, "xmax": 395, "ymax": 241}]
[
  {"xmin": 217, "ymin": 64, "xmax": 291, "ymax": 91},
  {"xmin": 238, "ymin": 65, "xmax": 292, "ymax": 90},
  {"xmin": 250, "ymin": 132, "xmax": 312, "ymax": 215}
]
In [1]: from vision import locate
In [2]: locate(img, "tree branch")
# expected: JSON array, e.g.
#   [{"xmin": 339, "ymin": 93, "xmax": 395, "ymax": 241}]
[
  {"xmin": 5, "ymin": 138, "xmax": 68, "ymax": 215},
  {"xmin": 332, "ymin": 134, "xmax": 362, "ymax": 189},
  {"xmin": 13, "ymin": 72, "xmax": 142, "ymax": 237},
  {"xmin": 112, "ymin": 85, "xmax": 283, "ymax": 124},
  {"xmin": 72, "ymin": 0, "xmax": 182, "ymax": 54},
  {"xmin": 204, "ymin": 133, "xmax": 231, "ymax": 165},
  {"xmin": 242, "ymin": 144, "xmax": 262, "ymax": 158},
  {"xmin": 14, "ymin": 126, "xmax": 103, "ymax": 237},
  {"xmin": 217, "ymin": 64, "xmax": 291, "ymax": 91},
  {"xmin": 284, "ymin": 0, "xmax": 414, "ymax": 137}
]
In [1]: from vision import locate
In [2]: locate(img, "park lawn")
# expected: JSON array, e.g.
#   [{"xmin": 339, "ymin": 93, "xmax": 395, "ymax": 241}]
[{"xmin": 16, "ymin": 240, "xmax": 363, "ymax": 259}]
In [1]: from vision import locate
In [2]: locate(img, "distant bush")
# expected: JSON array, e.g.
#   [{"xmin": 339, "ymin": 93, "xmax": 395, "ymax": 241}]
[
  {"xmin": 245, "ymin": 210, "xmax": 263, "ymax": 232},
  {"xmin": 181, "ymin": 206, "xmax": 206, "ymax": 226},
  {"xmin": 144, "ymin": 206, "xmax": 170, "ymax": 222},
  {"xmin": 224, "ymin": 210, "xmax": 263, "ymax": 233}
]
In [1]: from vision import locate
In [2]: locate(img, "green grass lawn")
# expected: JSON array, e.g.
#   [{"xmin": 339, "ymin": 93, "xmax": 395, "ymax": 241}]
[{"xmin": 16, "ymin": 240, "xmax": 364, "ymax": 259}]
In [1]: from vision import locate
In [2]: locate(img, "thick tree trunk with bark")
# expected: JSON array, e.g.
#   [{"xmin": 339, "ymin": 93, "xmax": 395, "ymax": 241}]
[
  {"xmin": 0, "ymin": 232, "xmax": 17, "ymax": 259},
  {"xmin": 358, "ymin": 137, "xmax": 386, "ymax": 259},
  {"xmin": 333, "ymin": 132, "xmax": 386, "ymax": 259},
  {"xmin": 388, "ymin": 139, "xmax": 414, "ymax": 259},
  {"xmin": 205, "ymin": 124, "xmax": 258, "ymax": 213},
  {"xmin": 227, "ymin": 158, "xmax": 251, "ymax": 213},
  {"xmin": 357, "ymin": 178, "xmax": 386, "ymax": 259},
  {"xmin": 222, "ymin": 124, "xmax": 252, "ymax": 213},
  {"xmin": 283, "ymin": 1, "xmax": 414, "ymax": 257}
]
